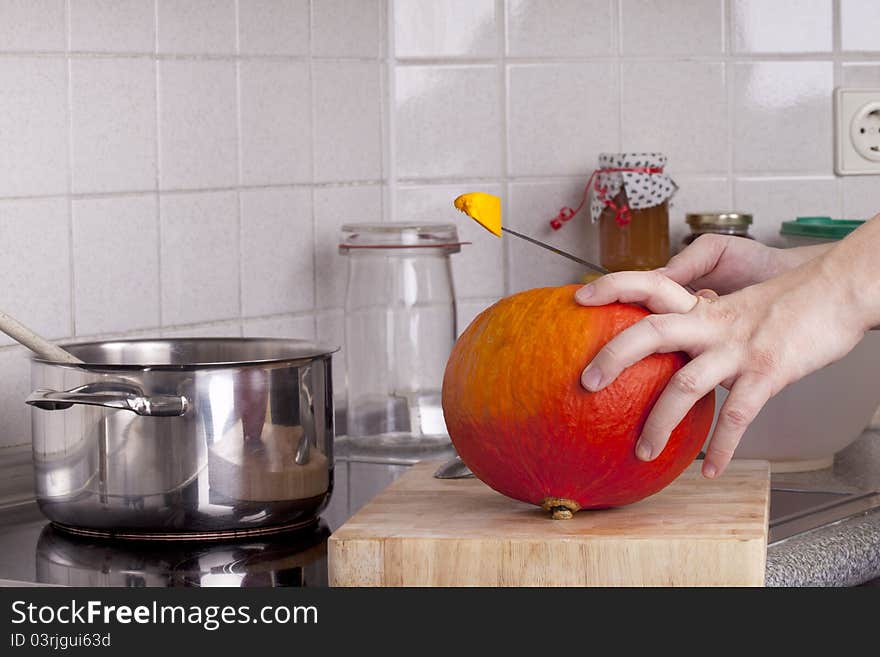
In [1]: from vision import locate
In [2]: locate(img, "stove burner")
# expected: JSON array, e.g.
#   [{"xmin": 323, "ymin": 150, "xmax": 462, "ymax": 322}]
[
  {"xmin": 51, "ymin": 517, "xmax": 320, "ymax": 542},
  {"xmin": 34, "ymin": 520, "xmax": 330, "ymax": 587}
]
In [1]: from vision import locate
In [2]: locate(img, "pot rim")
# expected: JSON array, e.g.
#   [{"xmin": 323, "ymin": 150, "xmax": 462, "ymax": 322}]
[{"xmin": 32, "ymin": 337, "xmax": 340, "ymax": 371}]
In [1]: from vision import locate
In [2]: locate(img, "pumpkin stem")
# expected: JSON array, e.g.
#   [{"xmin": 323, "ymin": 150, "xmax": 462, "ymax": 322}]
[{"xmin": 541, "ymin": 497, "xmax": 581, "ymax": 520}]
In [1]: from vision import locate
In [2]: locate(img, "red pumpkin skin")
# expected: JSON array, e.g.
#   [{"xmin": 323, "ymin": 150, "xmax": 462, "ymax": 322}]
[{"xmin": 441, "ymin": 285, "xmax": 715, "ymax": 517}]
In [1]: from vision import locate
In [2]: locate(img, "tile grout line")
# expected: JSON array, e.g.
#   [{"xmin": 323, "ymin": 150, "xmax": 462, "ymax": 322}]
[
  {"xmin": 391, "ymin": 52, "xmax": 879, "ymax": 66},
  {"xmin": 308, "ymin": 0, "xmax": 318, "ymax": 339},
  {"xmin": 153, "ymin": 0, "xmax": 163, "ymax": 329},
  {"xmin": 64, "ymin": 0, "xmax": 76, "ymax": 340},
  {"xmin": 234, "ymin": 0, "xmax": 244, "ymax": 335},
  {"xmin": 832, "ymin": 0, "xmax": 845, "ymax": 218},
  {"xmin": 10, "ymin": 50, "xmax": 880, "ymax": 63},
  {"xmin": 0, "ymin": 179, "xmax": 406, "ymax": 204},
  {"xmin": 498, "ymin": 0, "xmax": 510, "ymax": 298},
  {"xmin": 0, "ymin": 170, "xmax": 849, "ymax": 207},
  {"xmin": 0, "ymin": 51, "xmax": 388, "ymax": 62},
  {"xmin": 379, "ymin": 0, "xmax": 391, "ymax": 223},
  {"xmin": 615, "ymin": 0, "xmax": 623, "ymax": 153},
  {"xmin": 385, "ymin": 0, "xmax": 398, "ymax": 223},
  {"xmin": 724, "ymin": 0, "xmax": 736, "ymax": 208}
]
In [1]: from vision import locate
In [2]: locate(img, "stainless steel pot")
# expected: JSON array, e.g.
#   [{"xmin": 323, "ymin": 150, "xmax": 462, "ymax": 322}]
[{"xmin": 26, "ymin": 338, "xmax": 337, "ymax": 538}]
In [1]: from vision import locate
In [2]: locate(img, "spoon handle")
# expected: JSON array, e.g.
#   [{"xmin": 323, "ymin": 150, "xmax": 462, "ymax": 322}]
[{"xmin": 0, "ymin": 309, "xmax": 82, "ymax": 364}]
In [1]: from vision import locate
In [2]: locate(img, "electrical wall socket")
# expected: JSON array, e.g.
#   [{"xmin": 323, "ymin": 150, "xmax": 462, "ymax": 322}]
[{"xmin": 835, "ymin": 87, "xmax": 880, "ymax": 175}]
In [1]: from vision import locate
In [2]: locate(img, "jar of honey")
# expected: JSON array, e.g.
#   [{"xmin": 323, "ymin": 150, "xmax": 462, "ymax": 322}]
[{"xmin": 592, "ymin": 153, "xmax": 676, "ymax": 272}]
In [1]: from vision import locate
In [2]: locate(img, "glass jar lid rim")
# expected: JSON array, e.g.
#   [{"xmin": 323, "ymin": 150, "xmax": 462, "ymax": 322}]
[
  {"xmin": 341, "ymin": 221, "xmax": 456, "ymax": 233},
  {"xmin": 686, "ymin": 212, "xmax": 753, "ymax": 227},
  {"xmin": 340, "ymin": 222, "xmax": 462, "ymax": 251}
]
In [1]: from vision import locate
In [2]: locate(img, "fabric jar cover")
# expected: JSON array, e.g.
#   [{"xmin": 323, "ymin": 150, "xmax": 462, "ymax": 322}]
[{"xmin": 589, "ymin": 153, "xmax": 677, "ymax": 223}]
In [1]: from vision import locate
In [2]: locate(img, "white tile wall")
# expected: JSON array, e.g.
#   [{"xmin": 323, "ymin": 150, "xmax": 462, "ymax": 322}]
[
  {"xmin": 839, "ymin": 0, "xmax": 880, "ymax": 52},
  {"xmin": 732, "ymin": 0, "xmax": 832, "ymax": 54},
  {"xmin": 162, "ymin": 321, "xmax": 242, "ymax": 338},
  {"xmin": 0, "ymin": 58, "xmax": 68, "ymax": 197},
  {"xmin": 507, "ymin": 0, "xmax": 613, "ymax": 58},
  {"xmin": 732, "ymin": 61, "xmax": 834, "ymax": 174},
  {"xmin": 394, "ymin": 0, "xmax": 497, "ymax": 58},
  {"xmin": 508, "ymin": 63, "xmax": 618, "ymax": 177},
  {"xmin": 395, "ymin": 65, "xmax": 502, "ymax": 179},
  {"xmin": 0, "ymin": 199, "xmax": 71, "ymax": 346},
  {"xmin": 72, "ymin": 195, "xmax": 160, "ymax": 335},
  {"xmin": 506, "ymin": 179, "xmax": 600, "ymax": 293},
  {"xmin": 158, "ymin": 60, "xmax": 238, "ymax": 189},
  {"xmin": 621, "ymin": 0, "xmax": 723, "ymax": 56},
  {"xmin": 0, "ymin": 0, "xmax": 66, "ymax": 52},
  {"xmin": 243, "ymin": 313, "xmax": 317, "ymax": 339},
  {"xmin": 239, "ymin": 60, "xmax": 311, "ymax": 185},
  {"xmin": 314, "ymin": 185, "xmax": 384, "ymax": 308},
  {"xmin": 238, "ymin": 0, "xmax": 310, "ymax": 56},
  {"xmin": 160, "ymin": 191, "xmax": 240, "ymax": 326},
  {"xmin": 69, "ymin": 0, "xmax": 156, "ymax": 53},
  {"xmin": 842, "ymin": 177, "xmax": 880, "ymax": 220},
  {"xmin": 621, "ymin": 61, "xmax": 727, "ymax": 174},
  {"xmin": 840, "ymin": 62, "xmax": 880, "ymax": 87},
  {"xmin": 240, "ymin": 188, "xmax": 314, "ymax": 317},
  {"xmin": 313, "ymin": 61, "xmax": 383, "ymax": 182},
  {"xmin": 0, "ymin": 0, "xmax": 879, "ymax": 448},
  {"xmin": 70, "ymin": 58, "xmax": 157, "ymax": 193},
  {"xmin": 313, "ymin": 0, "xmax": 383, "ymax": 58},
  {"xmin": 156, "ymin": 0, "xmax": 237, "ymax": 55}
]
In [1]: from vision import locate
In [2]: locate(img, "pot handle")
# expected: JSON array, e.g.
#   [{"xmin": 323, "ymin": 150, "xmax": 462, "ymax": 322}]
[{"xmin": 26, "ymin": 384, "xmax": 188, "ymax": 417}]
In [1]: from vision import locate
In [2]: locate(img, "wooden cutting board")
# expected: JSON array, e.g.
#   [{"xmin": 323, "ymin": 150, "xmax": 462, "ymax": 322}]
[{"xmin": 329, "ymin": 460, "xmax": 770, "ymax": 587}]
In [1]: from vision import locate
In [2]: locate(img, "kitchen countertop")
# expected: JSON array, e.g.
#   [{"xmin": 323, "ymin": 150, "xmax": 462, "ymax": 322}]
[
  {"xmin": 2, "ymin": 432, "xmax": 880, "ymax": 586},
  {"xmin": 765, "ymin": 430, "xmax": 880, "ymax": 586}
]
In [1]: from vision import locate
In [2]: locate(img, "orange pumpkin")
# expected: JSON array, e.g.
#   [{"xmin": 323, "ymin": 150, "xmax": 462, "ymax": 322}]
[{"xmin": 441, "ymin": 284, "xmax": 715, "ymax": 518}]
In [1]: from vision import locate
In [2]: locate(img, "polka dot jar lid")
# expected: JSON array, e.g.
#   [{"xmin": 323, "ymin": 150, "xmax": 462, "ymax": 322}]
[{"xmin": 589, "ymin": 153, "xmax": 678, "ymax": 223}]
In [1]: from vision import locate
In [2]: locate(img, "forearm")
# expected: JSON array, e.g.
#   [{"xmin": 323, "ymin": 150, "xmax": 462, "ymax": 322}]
[
  {"xmin": 774, "ymin": 242, "xmax": 834, "ymax": 273},
  {"xmin": 819, "ymin": 214, "xmax": 880, "ymax": 332}
]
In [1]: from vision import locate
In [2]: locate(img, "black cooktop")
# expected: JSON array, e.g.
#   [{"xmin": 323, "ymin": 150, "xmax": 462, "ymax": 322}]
[{"xmin": 0, "ymin": 501, "xmax": 329, "ymax": 587}]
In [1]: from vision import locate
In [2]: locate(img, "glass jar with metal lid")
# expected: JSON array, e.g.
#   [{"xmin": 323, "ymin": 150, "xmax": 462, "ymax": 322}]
[
  {"xmin": 338, "ymin": 223, "xmax": 465, "ymax": 451},
  {"xmin": 682, "ymin": 212, "xmax": 754, "ymax": 247}
]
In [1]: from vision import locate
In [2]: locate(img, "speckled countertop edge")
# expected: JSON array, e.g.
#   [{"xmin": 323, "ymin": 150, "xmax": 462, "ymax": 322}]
[
  {"xmin": 766, "ymin": 508, "xmax": 880, "ymax": 586},
  {"xmin": 765, "ymin": 430, "xmax": 880, "ymax": 586}
]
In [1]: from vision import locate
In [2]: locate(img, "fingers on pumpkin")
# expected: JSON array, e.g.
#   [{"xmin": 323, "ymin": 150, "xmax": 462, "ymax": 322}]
[
  {"xmin": 635, "ymin": 352, "xmax": 733, "ymax": 461},
  {"xmin": 702, "ymin": 376, "xmax": 771, "ymax": 478},
  {"xmin": 581, "ymin": 313, "xmax": 703, "ymax": 392},
  {"xmin": 574, "ymin": 270, "xmax": 697, "ymax": 315}
]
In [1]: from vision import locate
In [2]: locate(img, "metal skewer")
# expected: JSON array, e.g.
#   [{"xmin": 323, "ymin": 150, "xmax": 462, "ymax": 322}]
[{"xmin": 500, "ymin": 227, "xmax": 611, "ymax": 277}]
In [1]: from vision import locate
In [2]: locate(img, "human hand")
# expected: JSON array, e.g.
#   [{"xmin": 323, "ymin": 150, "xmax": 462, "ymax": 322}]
[
  {"xmin": 575, "ymin": 257, "xmax": 866, "ymax": 478},
  {"xmin": 661, "ymin": 234, "xmax": 833, "ymax": 295}
]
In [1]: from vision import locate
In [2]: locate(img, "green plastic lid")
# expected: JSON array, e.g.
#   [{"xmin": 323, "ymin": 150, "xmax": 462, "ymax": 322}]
[{"xmin": 780, "ymin": 216, "xmax": 864, "ymax": 241}]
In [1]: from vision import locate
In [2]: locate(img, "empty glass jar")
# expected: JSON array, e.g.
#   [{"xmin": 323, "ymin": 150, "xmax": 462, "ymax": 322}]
[{"xmin": 339, "ymin": 223, "xmax": 462, "ymax": 451}]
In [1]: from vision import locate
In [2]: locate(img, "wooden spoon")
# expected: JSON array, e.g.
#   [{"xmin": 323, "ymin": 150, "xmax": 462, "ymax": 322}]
[{"xmin": 0, "ymin": 309, "xmax": 82, "ymax": 364}]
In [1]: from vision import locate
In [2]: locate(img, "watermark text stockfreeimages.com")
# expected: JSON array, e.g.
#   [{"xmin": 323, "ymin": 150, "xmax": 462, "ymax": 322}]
[{"xmin": 10, "ymin": 599, "xmax": 318, "ymax": 632}]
